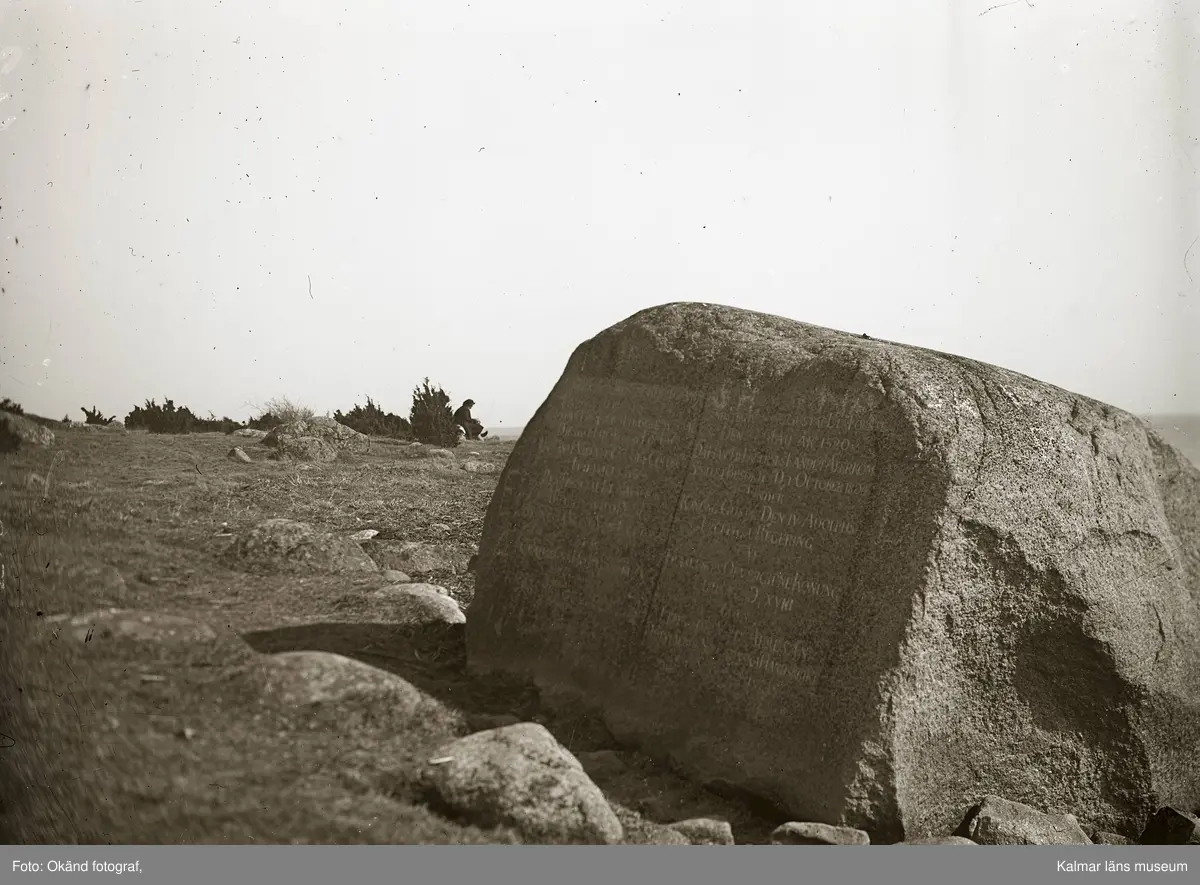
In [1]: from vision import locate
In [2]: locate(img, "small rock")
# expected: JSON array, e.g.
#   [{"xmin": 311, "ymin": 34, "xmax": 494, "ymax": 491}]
[
  {"xmin": 227, "ymin": 446, "xmax": 252, "ymax": 463},
  {"xmin": 1139, "ymin": 807, "xmax": 1200, "ymax": 845},
  {"xmin": 366, "ymin": 585, "xmax": 465, "ymax": 625},
  {"xmin": 961, "ymin": 796, "xmax": 1090, "ymax": 845},
  {"xmin": 348, "ymin": 529, "xmax": 379, "ymax": 542},
  {"xmin": 429, "ymin": 523, "xmax": 451, "ymax": 533},
  {"xmin": 404, "ymin": 582, "xmax": 451, "ymax": 596},
  {"xmin": 381, "ymin": 569, "xmax": 412, "ymax": 584},
  {"xmin": 770, "ymin": 822, "xmax": 870, "ymax": 845},
  {"xmin": 429, "ymin": 449, "xmax": 455, "ymax": 459},
  {"xmin": 669, "ymin": 817, "xmax": 735, "ymax": 845},
  {"xmin": 363, "ymin": 539, "xmax": 471, "ymax": 575},
  {"xmin": 419, "ymin": 723, "xmax": 623, "ymax": 845},
  {"xmin": 576, "ymin": 749, "xmax": 626, "ymax": 780},
  {"xmin": 462, "ymin": 459, "xmax": 496, "ymax": 473},
  {"xmin": 177, "ymin": 727, "xmax": 197, "ymax": 741},
  {"xmin": 895, "ymin": 835, "xmax": 977, "ymax": 845},
  {"xmin": 234, "ymin": 428, "xmax": 268, "ymax": 439},
  {"xmin": 256, "ymin": 651, "xmax": 431, "ymax": 712},
  {"xmin": 223, "ymin": 518, "xmax": 380, "ymax": 576},
  {"xmin": 1092, "ymin": 832, "xmax": 1133, "ymax": 845}
]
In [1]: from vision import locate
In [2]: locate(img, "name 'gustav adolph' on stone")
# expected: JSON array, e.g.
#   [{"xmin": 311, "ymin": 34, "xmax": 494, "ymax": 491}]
[{"xmin": 465, "ymin": 301, "xmax": 1200, "ymax": 842}]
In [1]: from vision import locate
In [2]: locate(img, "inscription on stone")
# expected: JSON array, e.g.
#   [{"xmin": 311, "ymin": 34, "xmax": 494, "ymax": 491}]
[{"xmin": 491, "ymin": 373, "xmax": 882, "ymax": 717}]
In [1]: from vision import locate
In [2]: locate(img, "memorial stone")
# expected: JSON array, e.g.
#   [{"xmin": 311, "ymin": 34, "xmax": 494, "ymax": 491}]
[{"xmin": 465, "ymin": 302, "xmax": 1200, "ymax": 841}]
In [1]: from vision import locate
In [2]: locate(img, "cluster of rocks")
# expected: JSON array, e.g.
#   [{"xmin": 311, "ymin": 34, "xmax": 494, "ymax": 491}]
[
  {"xmin": 35, "ymin": 592, "xmax": 1200, "ymax": 844},
  {"xmin": 226, "ymin": 418, "xmax": 483, "ymax": 466},
  {"xmin": 214, "ymin": 517, "xmax": 470, "ymax": 625}
]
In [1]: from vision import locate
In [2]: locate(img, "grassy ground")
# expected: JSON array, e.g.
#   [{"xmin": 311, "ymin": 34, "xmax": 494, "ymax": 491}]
[{"xmin": 0, "ymin": 428, "xmax": 781, "ymax": 844}]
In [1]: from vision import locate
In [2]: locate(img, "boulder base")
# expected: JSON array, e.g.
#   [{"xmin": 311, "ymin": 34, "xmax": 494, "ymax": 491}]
[{"xmin": 465, "ymin": 302, "xmax": 1200, "ymax": 841}]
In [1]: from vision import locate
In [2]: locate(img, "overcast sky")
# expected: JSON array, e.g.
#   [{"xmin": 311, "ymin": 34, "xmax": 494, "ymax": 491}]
[{"xmin": 1, "ymin": 0, "xmax": 1197, "ymax": 426}]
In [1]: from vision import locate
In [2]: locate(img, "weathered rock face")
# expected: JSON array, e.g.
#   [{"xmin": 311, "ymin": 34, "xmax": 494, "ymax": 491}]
[{"xmin": 465, "ymin": 302, "xmax": 1200, "ymax": 841}]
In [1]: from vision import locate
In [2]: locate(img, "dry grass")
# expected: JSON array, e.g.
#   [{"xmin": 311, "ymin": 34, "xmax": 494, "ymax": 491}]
[{"xmin": 0, "ymin": 428, "xmax": 781, "ymax": 844}]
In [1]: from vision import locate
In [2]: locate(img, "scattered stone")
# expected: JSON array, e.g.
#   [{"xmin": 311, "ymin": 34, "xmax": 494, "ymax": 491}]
[
  {"xmin": 227, "ymin": 446, "xmax": 252, "ymax": 463},
  {"xmin": 429, "ymin": 523, "xmax": 451, "ymax": 533},
  {"xmin": 255, "ymin": 651, "xmax": 430, "ymax": 712},
  {"xmin": 363, "ymin": 539, "xmax": 471, "ymax": 575},
  {"xmin": 268, "ymin": 436, "xmax": 338, "ymax": 463},
  {"xmin": 575, "ymin": 749, "xmax": 626, "ymax": 780},
  {"xmin": 366, "ymin": 585, "xmax": 465, "ymax": 625},
  {"xmin": 409, "ymin": 441, "xmax": 423, "ymax": 447},
  {"xmin": 0, "ymin": 411, "xmax": 55, "ymax": 447},
  {"xmin": 894, "ymin": 836, "xmax": 977, "ymax": 845},
  {"xmin": 348, "ymin": 529, "xmax": 379, "ymax": 542},
  {"xmin": 222, "ymin": 518, "xmax": 380, "ymax": 576},
  {"xmin": 770, "ymin": 822, "xmax": 870, "ymax": 845},
  {"xmin": 462, "ymin": 460, "xmax": 497, "ymax": 474},
  {"xmin": 961, "ymin": 796, "xmax": 1090, "ymax": 845},
  {"xmin": 428, "ymin": 449, "xmax": 455, "ymax": 459},
  {"xmin": 467, "ymin": 301, "xmax": 1200, "ymax": 839},
  {"xmin": 419, "ymin": 723, "xmax": 623, "ymax": 845},
  {"xmin": 177, "ymin": 727, "xmax": 197, "ymax": 741},
  {"xmin": 41, "ymin": 609, "xmax": 217, "ymax": 644},
  {"xmin": 1091, "ymin": 832, "xmax": 1133, "ymax": 845},
  {"xmin": 669, "ymin": 817, "xmax": 736, "ymax": 845},
  {"xmin": 234, "ymin": 428, "xmax": 269, "ymax": 439},
  {"xmin": 1138, "ymin": 806, "xmax": 1200, "ymax": 845},
  {"xmin": 381, "ymin": 569, "xmax": 412, "ymax": 584}
]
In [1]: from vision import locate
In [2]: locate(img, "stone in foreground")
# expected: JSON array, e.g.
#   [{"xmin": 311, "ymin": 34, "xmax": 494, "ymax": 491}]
[
  {"xmin": 960, "ymin": 795, "xmax": 1090, "ymax": 845},
  {"xmin": 419, "ymin": 723, "xmax": 623, "ymax": 844},
  {"xmin": 466, "ymin": 302, "xmax": 1200, "ymax": 841},
  {"xmin": 771, "ymin": 822, "xmax": 870, "ymax": 845}
]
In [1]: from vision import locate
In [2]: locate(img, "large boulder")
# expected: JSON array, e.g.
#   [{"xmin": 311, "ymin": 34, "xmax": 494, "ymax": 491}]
[
  {"xmin": 465, "ymin": 302, "xmax": 1200, "ymax": 842},
  {"xmin": 262, "ymin": 417, "xmax": 371, "ymax": 458}
]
